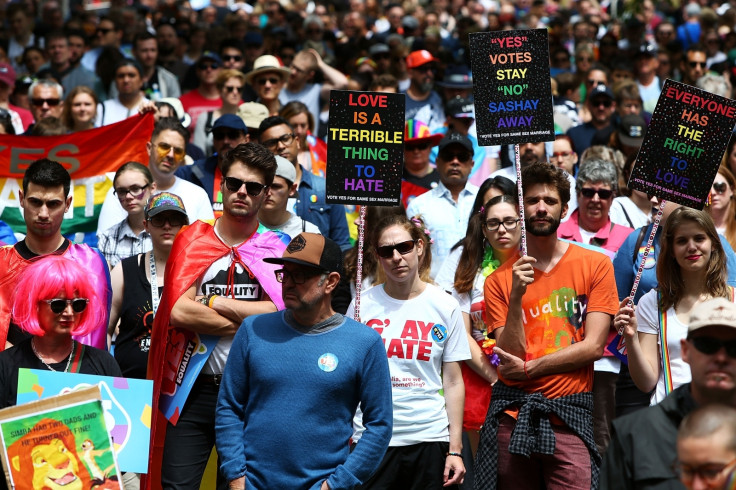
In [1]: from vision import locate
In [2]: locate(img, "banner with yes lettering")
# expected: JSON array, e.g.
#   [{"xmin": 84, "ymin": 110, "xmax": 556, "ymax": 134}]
[{"xmin": 0, "ymin": 114, "xmax": 154, "ymax": 243}]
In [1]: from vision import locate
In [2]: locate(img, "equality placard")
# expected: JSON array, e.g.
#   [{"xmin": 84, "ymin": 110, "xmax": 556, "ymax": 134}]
[
  {"xmin": 629, "ymin": 79, "xmax": 736, "ymax": 209},
  {"xmin": 16, "ymin": 369, "xmax": 153, "ymax": 473},
  {"xmin": 325, "ymin": 90, "xmax": 405, "ymax": 206},
  {"xmin": 469, "ymin": 29, "xmax": 554, "ymax": 146},
  {"xmin": 0, "ymin": 386, "xmax": 121, "ymax": 490}
]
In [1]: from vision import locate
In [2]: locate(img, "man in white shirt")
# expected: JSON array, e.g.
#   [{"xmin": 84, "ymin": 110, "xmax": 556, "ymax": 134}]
[
  {"xmin": 406, "ymin": 132, "xmax": 478, "ymax": 278},
  {"xmin": 96, "ymin": 118, "xmax": 214, "ymax": 232}
]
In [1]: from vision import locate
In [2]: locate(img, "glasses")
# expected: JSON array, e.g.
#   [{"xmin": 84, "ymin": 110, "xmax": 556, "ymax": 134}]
[
  {"xmin": 580, "ymin": 187, "xmax": 613, "ymax": 199},
  {"xmin": 222, "ymin": 55, "xmax": 242, "ymax": 62},
  {"xmin": 257, "ymin": 77, "xmax": 280, "ymax": 86},
  {"xmin": 689, "ymin": 61, "xmax": 706, "ymax": 68},
  {"xmin": 223, "ymin": 85, "xmax": 241, "ymax": 93},
  {"xmin": 261, "ymin": 133, "xmax": 294, "ymax": 149},
  {"xmin": 484, "ymin": 218, "xmax": 520, "ymax": 231},
  {"xmin": 439, "ymin": 150, "xmax": 471, "ymax": 162},
  {"xmin": 412, "ymin": 64, "xmax": 436, "ymax": 73},
  {"xmin": 198, "ymin": 62, "xmax": 220, "ymax": 70},
  {"xmin": 274, "ymin": 268, "xmax": 323, "ymax": 284},
  {"xmin": 690, "ymin": 336, "xmax": 736, "ymax": 358},
  {"xmin": 406, "ymin": 142, "xmax": 430, "ymax": 151},
  {"xmin": 674, "ymin": 458, "xmax": 736, "ymax": 486},
  {"xmin": 42, "ymin": 298, "xmax": 89, "ymax": 314},
  {"xmin": 96, "ymin": 27, "xmax": 113, "ymax": 35},
  {"xmin": 591, "ymin": 99, "xmax": 612, "ymax": 108},
  {"xmin": 376, "ymin": 239, "xmax": 417, "ymax": 258},
  {"xmin": 213, "ymin": 129, "xmax": 243, "ymax": 140},
  {"xmin": 114, "ymin": 183, "xmax": 149, "ymax": 200},
  {"xmin": 553, "ymin": 151, "xmax": 574, "ymax": 158},
  {"xmin": 148, "ymin": 214, "xmax": 187, "ymax": 228},
  {"xmin": 587, "ymin": 79, "xmax": 605, "ymax": 87},
  {"xmin": 31, "ymin": 98, "xmax": 61, "ymax": 107},
  {"xmin": 156, "ymin": 142, "xmax": 186, "ymax": 162},
  {"xmin": 713, "ymin": 182, "xmax": 729, "ymax": 194},
  {"xmin": 223, "ymin": 177, "xmax": 268, "ymax": 196}
]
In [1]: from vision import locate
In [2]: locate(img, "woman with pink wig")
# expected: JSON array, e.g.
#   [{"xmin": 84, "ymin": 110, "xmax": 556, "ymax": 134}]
[{"xmin": 0, "ymin": 255, "xmax": 121, "ymax": 408}]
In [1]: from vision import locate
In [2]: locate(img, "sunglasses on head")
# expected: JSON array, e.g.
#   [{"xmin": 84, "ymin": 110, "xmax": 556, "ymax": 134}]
[
  {"xmin": 581, "ymin": 187, "xmax": 613, "ymax": 199},
  {"xmin": 213, "ymin": 129, "xmax": 243, "ymax": 140},
  {"xmin": 198, "ymin": 62, "xmax": 219, "ymax": 70},
  {"xmin": 43, "ymin": 298, "xmax": 89, "ymax": 314},
  {"xmin": 376, "ymin": 239, "xmax": 416, "ymax": 258},
  {"xmin": 31, "ymin": 98, "xmax": 61, "ymax": 107},
  {"xmin": 224, "ymin": 177, "xmax": 268, "ymax": 196},
  {"xmin": 690, "ymin": 336, "xmax": 736, "ymax": 358},
  {"xmin": 257, "ymin": 77, "xmax": 280, "ymax": 86},
  {"xmin": 713, "ymin": 182, "xmax": 729, "ymax": 194}
]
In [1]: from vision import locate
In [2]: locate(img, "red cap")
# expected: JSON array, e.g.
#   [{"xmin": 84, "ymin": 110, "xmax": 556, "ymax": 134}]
[{"xmin": 406, "ymin": 50, "xmax": 439, "ymax": 69}]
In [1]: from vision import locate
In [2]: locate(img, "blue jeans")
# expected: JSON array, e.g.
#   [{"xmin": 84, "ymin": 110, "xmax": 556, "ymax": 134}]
[{"xmin": 161, "ymin": 374, "xmax": 228, "ymax": 490}]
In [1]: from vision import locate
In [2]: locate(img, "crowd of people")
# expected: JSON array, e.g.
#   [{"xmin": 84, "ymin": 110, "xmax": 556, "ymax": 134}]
[{"xmin": 2, "ymin": 0, "xmax": 736, "ymax": 489}]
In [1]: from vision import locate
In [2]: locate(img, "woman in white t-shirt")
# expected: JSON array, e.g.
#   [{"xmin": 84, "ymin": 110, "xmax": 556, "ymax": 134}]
[
  {"xmin": 347, "ymin": 214, "xmax": 470, "ymax": 489},
  {"xmin": 615, "ymin": 207, "xmax": 732, "ymax": 404}
]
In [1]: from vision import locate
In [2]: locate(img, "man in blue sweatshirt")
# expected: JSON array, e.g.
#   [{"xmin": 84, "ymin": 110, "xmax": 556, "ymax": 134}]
[{"xmin": 215, "ymin": 233, "xmax": 393, "ymax": 489}]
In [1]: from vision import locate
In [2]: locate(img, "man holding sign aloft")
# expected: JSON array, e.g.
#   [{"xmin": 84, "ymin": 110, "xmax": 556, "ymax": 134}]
[{"xmin": 475, "ymin": 162, "xmax": 618, "ymax": 490}]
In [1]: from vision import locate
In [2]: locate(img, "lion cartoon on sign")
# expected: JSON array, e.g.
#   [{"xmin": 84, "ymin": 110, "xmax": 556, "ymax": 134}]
[{"xmin": 7, "ymin": 418, "xmax": 93, "ymax": 490}]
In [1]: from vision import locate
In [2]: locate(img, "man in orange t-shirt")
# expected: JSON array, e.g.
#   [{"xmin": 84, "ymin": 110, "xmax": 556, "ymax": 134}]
[{"xmin": 475, "ymin": 161, "xmax": 618, "ymax": 490}]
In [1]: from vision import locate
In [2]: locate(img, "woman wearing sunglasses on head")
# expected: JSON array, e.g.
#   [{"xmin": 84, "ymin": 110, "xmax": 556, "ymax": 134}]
[
  {"xmin": 108, "ymin": 192, "xmax": 187, "ymax": 379},
  {"xmin": 347, "ymin": 214, "xmax": 470, "ymax": 489},
  {"xmin": 615, "ymin": 207, "xmax": 734, "ymax": 406},
  {"xmin": 0, "ymin": 255, "xmax": 121, "ymax": 409},
  {"xmin": 97, "ymin": 162, "xmax": 156, "ymax": 268},
  {"xmin": 706, "ymin": 165, "xmax": 736, "ymax": 251}
]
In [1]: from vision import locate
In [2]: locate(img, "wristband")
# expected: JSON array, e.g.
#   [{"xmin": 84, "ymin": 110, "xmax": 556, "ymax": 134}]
[
  {"xmin": 208, "ymin": 294, "xmax": 218, "ymax": 308},
  {"xmin": 447, "ymin": 452, "xmax": 462, "ymax": 458},
  {"xmin": 523, "ymin": 361, "xmax": 531, "ymax": 380}
]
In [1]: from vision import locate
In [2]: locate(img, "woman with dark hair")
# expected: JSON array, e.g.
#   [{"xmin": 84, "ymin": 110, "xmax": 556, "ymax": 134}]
[
  {"xmin": 279, "ymin": 101, "xmax": 327, "ymax": 177},
  {"xmin": 0, "ymin": 255, "xmax": 121, "ymax": 409},
  {"xmin": 62, "ymin": 85, "xmax": 99, "ymax": 133},
  {"xmin": 348, "ymin": 214, "xmax": 469, "ymax": 488},
  {"xmin": 708, "ymin": 165, "xmax": 736, "ymax": 251},
  {"xmin": 615, "ymin": 207, "xmax": 733, "ymax": 405}
]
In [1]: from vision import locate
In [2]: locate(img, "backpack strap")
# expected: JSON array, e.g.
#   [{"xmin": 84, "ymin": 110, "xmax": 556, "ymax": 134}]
[{"xmin": 632, "ymin": 225, "xmax": 648, "ymax": 263}]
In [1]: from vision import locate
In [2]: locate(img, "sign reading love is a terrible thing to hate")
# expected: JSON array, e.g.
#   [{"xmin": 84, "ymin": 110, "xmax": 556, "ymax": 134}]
[
  {"xmin": 629, "ymin": 79, "xmax": 736, "ymax": 209},
  {"xmin": 469, "ymin": 29, "xmax": 554, "ymax": 146},
  {"xmin": 326, "ymin": 90, "xmax": 405, "ymax": 206}
]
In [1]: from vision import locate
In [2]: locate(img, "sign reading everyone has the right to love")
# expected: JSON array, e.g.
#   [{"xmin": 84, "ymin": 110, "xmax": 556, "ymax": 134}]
[{"xmin": 629, "ymin": 79, "xmax": 736, "ymax": 209}]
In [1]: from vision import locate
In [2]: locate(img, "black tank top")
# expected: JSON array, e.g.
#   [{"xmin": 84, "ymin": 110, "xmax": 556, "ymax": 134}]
[{"xmin": 115, "ymin": 254, "xmax": 161, "ymax": 379}]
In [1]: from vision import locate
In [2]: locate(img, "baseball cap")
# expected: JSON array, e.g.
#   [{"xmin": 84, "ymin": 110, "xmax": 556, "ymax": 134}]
[
  {"xmin": 446, "ymin": 97, "xmax": 475, "ymax": 118},
  {"xmin": 264, "ymin": 233, "xmax": 343, "ymax": 275},
  {"xmin": 619, "ymin": 114, "xmax": 647, "ymax": 147},
  {"xmin": 406, "ymin": 50, "xmax": 438, "ymax": 69},
  {"xmin": 0, "ymin": 63, "xmax": 16, "ymax": 88},
  {"xmin": 688, "ymin": 297, "xmax": 736, "ymax": 334},
  {"xmin": 369, "ymin": 43, "xmax": 390, "ymax": 57},
  {"xmin": 436, "ymin": 65, "xmax": 473, "ymax": 89},
  {"xmin": 198, "ymin": 50, "xmax": 222, "ymax": 65},
  {"xmin": 589, "ymin": 83, "xmax": 614, "ymax": 100},
  {"xmin": 274, "ymin": 155, "xmax": 296, "ymax": 184},
  {"xmin": 211, "ymin": 113, "xmax": 247, "ymax": 133},
  {"xmin": 238, "ymin": 102, "xmax": 269, "ymax": 129},
  {"xmin": 438, "ymin": 131, "xmax": 473, "ymax": 153},
  {"xmin": 635, "ymin": 43, "xmax": 658, "ymax": 58},
  {"xmin": 145, "ymin": 192, "xmax": 189, "ymax": 220}
]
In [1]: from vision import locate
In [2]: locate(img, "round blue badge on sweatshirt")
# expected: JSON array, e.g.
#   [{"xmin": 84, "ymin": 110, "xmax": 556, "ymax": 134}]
[
  {"xmin": 431, "ymin": 324, "xmax": 448, "ymax": 344},
  {"xmin": 318, "ymin": 353, "xmax": 338, "ymax": 372}
]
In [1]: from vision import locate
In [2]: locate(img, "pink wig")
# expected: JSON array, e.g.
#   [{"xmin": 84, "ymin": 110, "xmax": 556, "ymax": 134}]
[{"xmin": 11, "ymin": 255, "xmax": 106, "ymax": 337}]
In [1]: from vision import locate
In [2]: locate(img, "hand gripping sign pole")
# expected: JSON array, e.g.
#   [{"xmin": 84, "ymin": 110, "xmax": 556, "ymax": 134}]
[{"xmin": 514, "ymin": 144, "xmax": 527, "ymax": 256}]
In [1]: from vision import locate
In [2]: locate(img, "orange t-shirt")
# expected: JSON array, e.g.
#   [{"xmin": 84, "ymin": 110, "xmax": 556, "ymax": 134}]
[{"xmin": 484, "ymin": 244, "xmax": 618, "ymax": 398}]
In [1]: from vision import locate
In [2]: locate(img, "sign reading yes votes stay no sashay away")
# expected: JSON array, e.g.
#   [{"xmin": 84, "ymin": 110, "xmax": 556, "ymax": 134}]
[
  {"xmin": 470, "ymin": 29, "xmax": 554, "ymax": 146},
  {"xmin": 629, "ymin": 79, "xmax": 736, "ymax": 209},
  {"xmin": 326, "ymin": 90, "xmax": 405, "ymax": 206}
]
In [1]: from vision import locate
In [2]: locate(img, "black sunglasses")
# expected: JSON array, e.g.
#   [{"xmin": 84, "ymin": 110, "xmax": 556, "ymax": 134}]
[
  {"xmin": 376, "ymin": 239, "xmax": 416, "ymax": 258},
  {"xmin": 690, "ymin": 336, "xmax": 736, "ymax": 358},
  {"xmin": 713, "ymin": 182, "xmax": 729, "ymax": 194},
  {"xmin": 439, "ymin": 150, "xmax": 471, "ymax": 162},
  {"xmin": 213, "ymin": 129, "xmax": 243, "ymax": 140},
  {"xmin": 222, "ymin": 55, "xmax": 242, "ymax": 62},
  {"xmin": 31, "ymin": 98, "xmax": 61, "ymax": 107},
  {"xmin": 580, "ymin": 187, "xmax": 613, "ymax": 199},
  {"xmin": 274, "ymin": 268, "xmax": 323, "ymax": 284},
  {"xmin": 688, "ymin": 61, "xmax": 705, "ymax": 68},
  {"xmin": 148, "ymin": 214, "xmax": 187, "ymax": 228},
  {"xmin": 96, "ymin": 27, "xmax": 113, "ymax": 35},
  {"xmin": 591, "ymin": 98, "xmax": 612, "ymax": 108},
  {"xmin": 43, "ymin": 298, "xmax": 89, "ymax": 314},
  {"xmin": 198, "ymin": 62, "xmax": 220, "ymax": 70},
  {"xmin": 223, "ymin": 177, "xmax": 268, "ymax": 196},
  {"xmin": 406, "ymin": 142, "xmax": 430, "ymax": 151}
]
